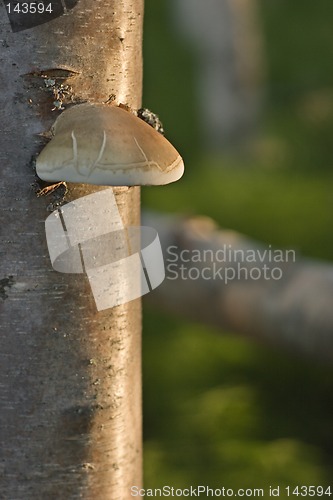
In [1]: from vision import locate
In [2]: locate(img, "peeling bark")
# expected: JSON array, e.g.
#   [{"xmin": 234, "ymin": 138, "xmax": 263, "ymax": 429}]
[{"xmin": 0, "ymin": 1, "xmax": 143, "ymax": 498}]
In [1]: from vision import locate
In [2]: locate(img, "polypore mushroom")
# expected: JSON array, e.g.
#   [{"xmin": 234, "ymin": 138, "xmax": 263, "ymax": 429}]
[{"xmin": 36, "ymin": 103, "xmax": 184, "ymax": 186}]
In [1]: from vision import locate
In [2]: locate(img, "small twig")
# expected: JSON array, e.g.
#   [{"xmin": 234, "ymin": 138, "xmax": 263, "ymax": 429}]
[{"xmin": 37, "ymin": 181, "xmax": 68, "ymax": 197}]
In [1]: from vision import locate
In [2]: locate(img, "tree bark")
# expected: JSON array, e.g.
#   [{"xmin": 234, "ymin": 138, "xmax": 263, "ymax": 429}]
[
  {"xmin": 173, "ymin": 0, "xmax": 264, "ymax": 150},
  {"xmin": 0, "ymin": 2, "xmax": 143, "ymax": 498},
  {"xmin": 143, "ymin": 211, "xmax": 333, "ymax": 362}
]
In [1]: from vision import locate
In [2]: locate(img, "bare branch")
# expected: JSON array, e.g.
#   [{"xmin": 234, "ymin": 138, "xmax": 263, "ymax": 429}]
[{"xmin": 144, "ymin": 211, "xmax": 333, "ymax": 362}]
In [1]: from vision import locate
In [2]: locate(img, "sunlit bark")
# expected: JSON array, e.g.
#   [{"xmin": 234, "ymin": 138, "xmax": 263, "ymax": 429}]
[{"xmin": 0, "ymin": 1, "xmax": 143, "ymax": 497}]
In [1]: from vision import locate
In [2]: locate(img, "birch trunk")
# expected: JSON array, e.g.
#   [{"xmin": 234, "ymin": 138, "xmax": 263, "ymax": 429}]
[
  {"xmin": 0, "ymin": 1, "xmax": 143, "ymax": 498},
  {"xmin": 143, "ymin": 211, "xmax": 333, "ymax": 362}
]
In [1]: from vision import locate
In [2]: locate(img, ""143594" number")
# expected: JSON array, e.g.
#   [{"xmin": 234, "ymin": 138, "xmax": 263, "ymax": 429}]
[{"xmin": 6, "ymin": 3, "xmax": 53, "ymax": 14}]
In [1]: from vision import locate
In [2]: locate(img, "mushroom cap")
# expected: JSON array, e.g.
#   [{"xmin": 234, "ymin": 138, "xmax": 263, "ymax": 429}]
[{"xmin": 36, "ymin": 103, "xmax": 184, "ymax": 186}]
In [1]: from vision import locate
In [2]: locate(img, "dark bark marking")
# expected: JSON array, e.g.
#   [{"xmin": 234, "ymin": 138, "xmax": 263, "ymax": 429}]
[{"xmin": 0, "ymin": 276, "xmax": 15, "ymax": 300}]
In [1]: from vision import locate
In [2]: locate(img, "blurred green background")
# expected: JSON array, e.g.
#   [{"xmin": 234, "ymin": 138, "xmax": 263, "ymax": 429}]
[{"xmin": 141, "ymin": 0, "xmax": 333, "ymax": 495}]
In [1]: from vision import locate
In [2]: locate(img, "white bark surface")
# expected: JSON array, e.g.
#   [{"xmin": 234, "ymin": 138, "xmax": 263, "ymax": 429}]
[
  {"xmin": 0, "ymin": 2, "xmax": 143, "ymax": 498},
  {"xmin": 144, "ymin": 211, "xmax": 333, "ymax": 362},
  {"xmin": 172, "ymin": 0, "xmax": 264, "ymax": 149}
]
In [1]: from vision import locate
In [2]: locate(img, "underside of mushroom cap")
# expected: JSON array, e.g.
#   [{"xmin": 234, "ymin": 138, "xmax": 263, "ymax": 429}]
[{"xmin": 36, "ymin": 103, "xmax": 184, "ymax": 186}]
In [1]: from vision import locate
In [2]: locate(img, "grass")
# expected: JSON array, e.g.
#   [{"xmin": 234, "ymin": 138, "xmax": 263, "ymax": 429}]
[{"xmin": 142, "ymin": 312, "xmax": 333, "ymax": 490}]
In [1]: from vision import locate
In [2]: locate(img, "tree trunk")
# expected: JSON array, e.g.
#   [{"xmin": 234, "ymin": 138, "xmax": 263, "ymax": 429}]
[
  {"xmin": 173, "ymin": 0, "xmax": 264, "ymax": 150},
  {"xmin": 0, "ymin": 2, "xmax": 143, "ymax": 498},
  {"xmin": 143, "ymin": 211, "xmax": 333, "ymax": 362}
]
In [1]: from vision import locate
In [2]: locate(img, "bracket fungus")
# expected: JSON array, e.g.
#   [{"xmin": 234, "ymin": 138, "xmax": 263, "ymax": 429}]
[{"xmin": 36, "ymin": 103, "xmax": 184, "ymax": 186}]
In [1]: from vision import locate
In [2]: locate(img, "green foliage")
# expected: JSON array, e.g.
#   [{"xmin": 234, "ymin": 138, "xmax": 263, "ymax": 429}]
[
  {"xmin": 142, "ymin": 312, "xmax": 333, "ymax": 489},
  {"xmin": 143, "ymin": 166, "xmax": 333, "ymax": 261},
  {"xmin": 142, "ymin": 0, "xmax": 333, "ymax": 491}
]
